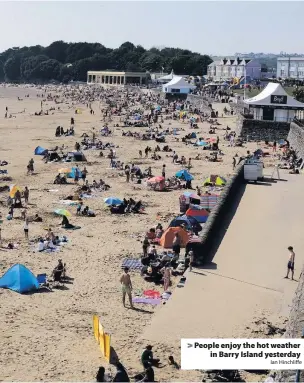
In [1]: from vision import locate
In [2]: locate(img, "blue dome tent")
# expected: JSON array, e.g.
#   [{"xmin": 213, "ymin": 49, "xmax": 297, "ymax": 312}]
[
  {"xmin": 34, "ymin": 146, "xmax": 48, "ymax": 156},
  {"xmin": 175, "ymin": 169, "xmax": 194, "ymax": 181},
  {"xmin": 0, "ymin": 264, "xmax": 39, "ymax": 294}
]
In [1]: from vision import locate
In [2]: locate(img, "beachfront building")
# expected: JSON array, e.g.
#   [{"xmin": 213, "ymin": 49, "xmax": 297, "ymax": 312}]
[
  {"xmin": 207, "ymin": 58, "xmax": 261, "ymax": 82},
  {"xmin": 244, "ymin": 82, "xmax": 304, "ymax": 122},
  {"xmin": 162, "ymin": 76, "xmax": 196, "ymax": 94},
  {"xmin": 277, "ymin": 57, "xmax": 304, "ymax": 80},
  {"xmin": 87, "ymin": 70, "xmax": 149, "ymax": 85}
]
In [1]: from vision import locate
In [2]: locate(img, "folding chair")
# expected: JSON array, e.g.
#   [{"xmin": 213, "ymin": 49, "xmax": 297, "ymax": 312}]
[{"xmin": 37, "ymin": 273, "xmax": 52, "ymax": 291}]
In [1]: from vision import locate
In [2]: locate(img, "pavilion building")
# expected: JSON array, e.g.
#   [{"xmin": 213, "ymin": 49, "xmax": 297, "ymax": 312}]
[
  {"xmin": 87, "ymin": 71, "xmax": 149, "ymax": 86},
  {"xmin": 244, "ymin": 82, "xmax": 304, "ymax": 122}
]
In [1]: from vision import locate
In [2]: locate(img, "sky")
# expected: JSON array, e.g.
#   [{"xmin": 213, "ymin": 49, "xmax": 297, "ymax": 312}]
[{"xmin": 1, "ymin": 1, "xmax": 304, "ymax": 56}]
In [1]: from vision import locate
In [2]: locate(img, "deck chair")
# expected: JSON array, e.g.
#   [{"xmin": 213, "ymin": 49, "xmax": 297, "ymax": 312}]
[{"xmin": 37, "ymin": 273, "xmax": 52, "ymax": 291}]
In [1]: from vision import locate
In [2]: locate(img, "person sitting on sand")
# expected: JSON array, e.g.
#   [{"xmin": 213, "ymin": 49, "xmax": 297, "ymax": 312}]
[
  {"xmin": 37, "ymin": 238, "xmax": 45, "ymax": 252},
  {"xmin": 112, "ymin": 361, "xmax": 130, "ymax": 382},
  {"xmin": 33, "ymin": 213, "xmax": 42, "ymax": 222},
  {"xmin": 51, "ymin": 259, "xmax": 66, "ymax": 280},
  {"xmin": 61, "ymin": 215, "xmax": 74, "ymax": 229}
]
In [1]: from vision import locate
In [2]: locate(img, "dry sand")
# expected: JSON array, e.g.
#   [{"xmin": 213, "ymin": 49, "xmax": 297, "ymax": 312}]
[{"xmin": 0, "ymin": 84, "xmax": 290, "ymax": 381}]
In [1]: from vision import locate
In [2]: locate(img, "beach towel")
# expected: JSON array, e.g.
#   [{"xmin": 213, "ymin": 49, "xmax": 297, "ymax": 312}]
[
  {"xmin": 58, "ymin": 200, "xmax": 78, "ymax": 206},
  {"xmin": 0, "ymin": 170, "xmax": 8, "ymax": 174},
  {"xmin": 132, "ymin": 297, "xmax": 161, "ymax": 305},
  {"xmin": 63, "ymin": 226, "xmax": 81, "ymax": 230},
  {"xmin": 121, "ymin": 258, "xmax": 142, "ymax": 271},
  {"xmin": 143, "ymin": 289, "xmax": 161, "ymax": 298},
  {"xmin": 80, "ymin": 193, "xmax": 96, "ymax": 199}
]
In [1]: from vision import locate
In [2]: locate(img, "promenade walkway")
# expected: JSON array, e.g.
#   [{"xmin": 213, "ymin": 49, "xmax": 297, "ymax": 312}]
[{"xmin": 142, "ymin": 173, "xmax": 304, "ymax": 344}]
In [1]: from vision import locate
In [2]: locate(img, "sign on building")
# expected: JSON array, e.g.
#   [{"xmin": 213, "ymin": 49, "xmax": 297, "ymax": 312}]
[{"xmin": 270, "ymin": 95, "xmax": 287, "ymax": 104}]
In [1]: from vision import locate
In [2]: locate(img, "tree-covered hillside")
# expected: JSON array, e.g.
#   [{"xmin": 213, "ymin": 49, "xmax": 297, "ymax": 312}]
[{"xmin": 0, "ymin": 41, "xmax": 212, "ymax": 83}]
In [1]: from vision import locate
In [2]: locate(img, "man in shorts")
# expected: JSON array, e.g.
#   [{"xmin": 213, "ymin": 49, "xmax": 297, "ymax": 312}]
[
  {"xmin": 285, "ymin": 246, "xmax": 295, "ymax": 280},
  {"xmin": 120, "ymin": 267, "xmax": 134, "ymax": 308}
]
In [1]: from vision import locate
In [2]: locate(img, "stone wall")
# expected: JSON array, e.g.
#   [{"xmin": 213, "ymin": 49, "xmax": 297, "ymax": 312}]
[
  {"xmin": 273, "ymin": 265, "xmax": 304, "ymax": 382},
  {"xmin": 288, "ymin": 122, "xmax": 304, "ymax": 159},
  {"xmin": 237, "ymin": 116, "xmax": 290, "ymax": 141},
  {"xmin": 197, "ymin": 162, "xmax": 244, "ymax": 262}
]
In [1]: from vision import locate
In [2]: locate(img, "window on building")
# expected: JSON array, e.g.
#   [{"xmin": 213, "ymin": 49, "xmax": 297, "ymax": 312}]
[{"xmin": 171, "ymin": 88, "xmax": 180, "ymax": 93}]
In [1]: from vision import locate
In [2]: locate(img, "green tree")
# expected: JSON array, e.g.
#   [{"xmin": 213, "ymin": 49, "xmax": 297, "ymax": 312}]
[
  {"xmin": 4, "ymin": 55, "xmax": 22, "ymax": 81},
  {"xmin": 35, "ymin": 59, "xmax": 62, "ymax": 81},
  {"xmin": 73, "ymin": 58, "xmax": 93, "ymax": 81},
  {"xmin": 293, "ymin": 87, "xmax": 304, "ymax": 102},
  {"xmin": 44, "ymin": 41, "xmax": 68, "ymax": 63},
  {"xmin": 20, "ymin": 55, "xmax": 49, "ymax": 81}
]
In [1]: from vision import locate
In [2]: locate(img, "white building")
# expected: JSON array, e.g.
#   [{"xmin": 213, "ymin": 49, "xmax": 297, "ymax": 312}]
[
  {"xmin": 277, "ymin": 57, "xmax": 304, "ymax": 80},
  {"xmin": 244, "ymin": 82, "xmax": 304, "ymax": 122},
  {"xmin": 207, "ymin": 58, "xmax": 261, "ymax": 81}
]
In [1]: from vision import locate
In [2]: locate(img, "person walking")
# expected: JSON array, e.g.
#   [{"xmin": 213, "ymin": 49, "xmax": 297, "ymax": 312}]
[
  {"xmin": 125, "ymin": 166, "xmax": 130, "ymax": 183},
  {"xmin": 74, "ymin": 166, "xmax": 80, "ymax": 184},
  {"xmin": 81, "ymin": 167, "xmax": 88, "ymax": 184},
  {"xmin": 24, "ymin": 217, "xmax": 29, "ymax": 240},
  {"xmin": 120, "ymin": 267, "xmax": 133, "ymax": 308},
  {"xmin": 24, "ymin": 186, "xmax": 29, "ymax": 204},
  {"xmin": 162, "ymin": 264, "xmax": 171, "ymax": 291},
  {"xmin": 188, "ymin": 250, "xmax": 194, "ymax": 271},
  {"xmin": 232, "ymin": 157, "xmax": 236, "ymax": 170},
  {"xmin": 285, "ymin": 246, "xmax": 295, "ymax": 280}
]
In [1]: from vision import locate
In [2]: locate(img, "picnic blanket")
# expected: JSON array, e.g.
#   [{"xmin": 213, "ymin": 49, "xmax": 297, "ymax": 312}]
[
  {"xmin": 121, "ymin": 258, "xmax": 142, "ymax": 271},
  {"xmin": 58, "ymin": 200, "xmax": 78, "ymax": 206},
  {"xmin": 132, "ymin": 297, "xmax": 161, "ymax": 305},
  {"xmin": 63, "ymin": 225, "xmax": 81, "ymax": 230}
]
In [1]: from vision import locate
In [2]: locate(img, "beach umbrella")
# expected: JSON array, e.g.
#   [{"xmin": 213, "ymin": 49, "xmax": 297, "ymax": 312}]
[
  {"xmin": 104, "ymin": 197, "xmax": 123, "ymax": 206},
  {"xmin": 175, "ymin": 169, "xmax": 194, "ymax": 181},
  {"xmin": 183, "ymin": 191, "xmax": 200, "ymax": 200},
  {"xmin": 148, "ymin": 176, "xmax": 165, "ymax": 183},
  {"xmin": 58, "ymin": 167, "xmax": 71, "ymax": 174},
  {"xmin": 54, "ymin": 209, "xmax": 71, "ymax": 217}
]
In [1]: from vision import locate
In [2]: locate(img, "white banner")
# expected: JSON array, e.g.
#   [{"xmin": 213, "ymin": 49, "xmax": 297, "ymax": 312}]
[{"xmin": 181, "ymin": 339, "xmax": 304, "ymax": 370}]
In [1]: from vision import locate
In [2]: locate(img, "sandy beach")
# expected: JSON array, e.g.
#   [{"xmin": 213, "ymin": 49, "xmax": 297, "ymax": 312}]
[{"xmin": 0, "ymin": 84, "xmax": 293, "ymax": 381}]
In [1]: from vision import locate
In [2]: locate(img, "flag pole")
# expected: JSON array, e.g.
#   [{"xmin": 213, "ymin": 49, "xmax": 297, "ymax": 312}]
[{"xmin": 244, "ymin": 65, "xmax": 246, "ymax": 101}]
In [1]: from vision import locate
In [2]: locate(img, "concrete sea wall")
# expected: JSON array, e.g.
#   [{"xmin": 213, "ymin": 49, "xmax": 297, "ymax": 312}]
[
  {"xmin": 197, "ymin": 162, "xmax": 244, "ymax": 262},
  {"xmin": 236, "ymin": 116, "xmax": 290, "ymax": 142},
  {"xmin": 288, "ymin": 122, "xmax": 304, "ymax": 159}
]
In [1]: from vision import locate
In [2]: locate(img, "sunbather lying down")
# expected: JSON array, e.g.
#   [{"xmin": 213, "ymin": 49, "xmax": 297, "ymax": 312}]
[{"xmin": 1, "ymin": 243, "xmax": 19, "ymax": 250}]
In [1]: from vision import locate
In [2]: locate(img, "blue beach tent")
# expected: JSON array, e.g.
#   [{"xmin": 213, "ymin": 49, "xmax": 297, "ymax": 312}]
[
  {"xmin": 68, "ymin": 167, "xmax": 83, "ymax": 179},
  {"xmin": 34, "ymin": 146, "xmax": 48, "ymax": 155},
  {"xmin": 175, "ymin": 169, "xmax": 194, "ymax": 181},
  {"xmin": 0, "ymin": 264, "xmax": 39, "ymax": 293}
]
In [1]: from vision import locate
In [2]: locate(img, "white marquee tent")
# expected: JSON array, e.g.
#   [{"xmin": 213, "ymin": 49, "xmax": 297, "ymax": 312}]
[
  {"xmin": 162, "ymin": 76, "xmax": 196, "ymax": 94},
  {"xmin": 244, "ymin": 82, "xmax": 304, "ymax": 122},
  {"xmin": 157, "ymin": 70, "xmax": 175, "ymax": 82},
  {"xmin": 245, "ymin": 82, "xmax": 304, "ymax": 108}
]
